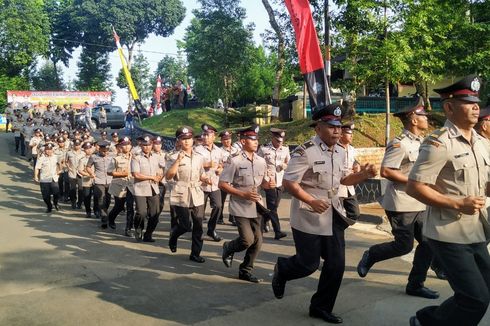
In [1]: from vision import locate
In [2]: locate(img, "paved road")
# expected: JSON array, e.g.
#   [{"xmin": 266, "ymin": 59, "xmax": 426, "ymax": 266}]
[{"xmin": 0, "ymin": 132, "xmax": 488, "ymax": 325}]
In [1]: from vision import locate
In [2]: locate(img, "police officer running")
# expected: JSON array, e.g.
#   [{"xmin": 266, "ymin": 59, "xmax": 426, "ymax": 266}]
[
  {"xmin": 167, "ymin": 126, "xmax": 208, "ymax": 263},
  {"xmin": 407, "ymin": 75, "xmax": 490, "ymax": 326},
  {"xmin": 357, "ymin": 97, "xmax": 439, "ymax": 299},
  {"xmin": 257, "ymin": 128, "xmax": 290, "ymax": 239},
  {"xmin": 271, "ymin": 104, "xmax": 377, "ymax": 324},
  {"xmin": 219, "ymin": 125, "xmax": 273, "ymax": 283}
]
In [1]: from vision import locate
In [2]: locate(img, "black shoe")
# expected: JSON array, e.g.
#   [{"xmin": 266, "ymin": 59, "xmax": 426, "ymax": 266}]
[
  {"xmin": 76, "ymin": 204, "xmax": 82, "ymax": 209},
  {"xmin": 101, "ymin": 224, "xmax": 108, "ymax": 229},
  {"xmin": 189, "ymin": 255, "xmax": 205, "ymax": 263},
  {"xmin": 134, "ymin": 228, "xmax": 143, "ymax": 242},
  {"xmin": 108, "ymin": 221, "xmax": 116, "ymax": 230},
  {"xmin": 207, "ymin": 231, "xmax": 222, "ymax": 242},
  {"xmin": 86, "ymin": 212, "xmax": 91, "ymax": 218},
  {"xmin": 272, "ymin": 263, "xmax": 286, "ymax": 299},
  {"xmin": 54, "ymin": 204, "xmax": 60, "ymax": 211},
  {"xmin": 71, "ymin": 204, "xmax": 76, "ymax": 209},
  {"xmin": 274, "ymin": 231, "xmax": 287, "ymax": 240},
  {"xmin": 46, "ymin": 208, "xmax": 52, "ymax": 213},
  {"xmin": 222, "ymin": 241, "xmax": 234, "ymax": 268},
  {"xmin": 309, "ymin": 307, "xmax": 343, "ymax": 324},
  {"xmin": 169, "ymin": 231, "xmax": 177, "ymax": 252},
  {"xmin": 143, "ymin": 237, "xmax": 155, "ymax": 243},
  {"xmin": 406, "ymin": 286, "xmax": 439, "ymax": 299},
  {"xmin": 409, "ymin": 316, "xmax": 422, "ymax": 326},
  {"xmin": 357, "ymin": 250, "xmax": 373, "ymax": 278},
  {"xmin": 217, "ymin": 219, "xmax": 224, "ymax": 225},
  {"xmin": 239, "ymin": 272, "xmax": 262, "ymax": 283},
  {"xmin": 124, "ymin": 229, "xmax": 133, "ymax": 237}
]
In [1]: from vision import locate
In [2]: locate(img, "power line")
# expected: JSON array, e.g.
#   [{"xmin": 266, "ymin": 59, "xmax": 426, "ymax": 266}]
[{"xmin": 51, "ymin": 37, "xmax": 181, "ymax": 56}]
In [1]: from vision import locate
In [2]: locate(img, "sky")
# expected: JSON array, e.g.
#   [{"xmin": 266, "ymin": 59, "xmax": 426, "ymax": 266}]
[{"xmin": 62, "ymin": 0, "xmax": 271, "ymax": 109}]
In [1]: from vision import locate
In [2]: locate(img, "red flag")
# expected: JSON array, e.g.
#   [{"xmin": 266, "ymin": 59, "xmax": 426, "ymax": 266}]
[
  {"xmin": 155, "ymin": 75, "xmax": 162, "ymax": 107},
  {"xmin": 285, "ymin": 0, "xmax": 331, "ymax": 110}
]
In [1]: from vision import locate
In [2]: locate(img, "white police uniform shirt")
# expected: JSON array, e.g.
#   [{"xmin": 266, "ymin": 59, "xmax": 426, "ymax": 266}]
[
  {"xmin": 257, "ymin": 143, "xmax": 290, "ymax": 187},
  {"xmin": 283, "ymin": 135, "xmax": 349, "ymax": 236},
  {"xmin": 336, "ymin": 143, "xmax": 357, "ymax": 197},
  {"xmin": 194, "ymin": 144, "xmax": 224, "ymax": 192}
]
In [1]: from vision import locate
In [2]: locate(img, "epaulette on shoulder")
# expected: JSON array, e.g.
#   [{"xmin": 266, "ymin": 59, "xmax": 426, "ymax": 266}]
[
  {"xmin": 428, "ymin": 127, "xmax": 448, "ymax": 139},
  {"xmin": 231, "ymin": 151, "xmax": 240, "ymax": 158},
  {"xmin": 395, "ymin": 133, "xmax": 406, "ymax": 141},
  {"xmin": 302, "ymin": 140, "xmax": 314, "ymax": 149}
]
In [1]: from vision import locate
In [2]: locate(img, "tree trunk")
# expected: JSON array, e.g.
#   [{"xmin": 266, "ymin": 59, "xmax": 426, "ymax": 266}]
[
  {"xmin": 415, "ymin": 80, "xmax": 431, "ymax": 110},
  {"xmin": 262, "ymin": 0, "xmax": 285, "ymax": 111}
]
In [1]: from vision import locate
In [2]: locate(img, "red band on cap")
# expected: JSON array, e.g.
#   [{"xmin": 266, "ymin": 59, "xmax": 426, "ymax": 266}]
[{"xmin": 441, "ymin": 89, "xmax": 478, "ymax": 99}]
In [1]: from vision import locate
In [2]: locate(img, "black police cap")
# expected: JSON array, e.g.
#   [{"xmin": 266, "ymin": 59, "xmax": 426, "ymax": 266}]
[
  {"xmin": 394, "ymin": 97, "xmax": 427, "ymax": 118},
  {"xmin": 175, "ymin": 126, "xmax": 194, "ymax": 139},
  {"xmin": 434, "ymin": 74, "xmax": 481, "ymax": 103},
  {"xmin": 310, "ymin": 103, "xmax": 344, "ymax": 127},
  {"xmin": 201, "ymin": 123, "xmax": 217, "ymax": 134},
  {"xmin": 239, "ymin": 125, "xmax": 260, "ymax": 140}
]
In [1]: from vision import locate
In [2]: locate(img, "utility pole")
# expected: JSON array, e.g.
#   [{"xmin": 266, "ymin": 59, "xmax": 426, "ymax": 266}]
[
  {"xmin": 324, "ymin": 0, "xmax": 331, "ymax": 86},
  {"xmin": 384, "ymin": 0, "xmax": 390, "ymax": 146}
]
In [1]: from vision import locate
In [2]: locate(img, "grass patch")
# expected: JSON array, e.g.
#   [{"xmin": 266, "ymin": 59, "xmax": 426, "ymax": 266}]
[{"xmin": 142, "ymin": 107, "xmax": 446, "ymax": 148}]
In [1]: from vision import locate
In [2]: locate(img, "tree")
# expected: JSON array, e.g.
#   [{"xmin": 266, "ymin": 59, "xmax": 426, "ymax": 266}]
[
  {"xmin": 183, "ymin": 0, "xmax": 254, "ymax": 105},
  {"xmin": 71, "ymin": 0, "xmax": 185, "ymax": 70},
  {"xmin": 0, "ymin": 0, "xmax": 50, "ymax": 77},
  {"xmin": 235, "ymin": 46, "xmax": 275, "ymax": 105},
  {"xmin": 155, "ymin": 54, "xmax": 188, "ymax": 86},
  {"xmin": 31, "ymin": 61, "xmax": 66, "ymax": 91},
  {"xmin": 261, "ymin": 0, "xmax": 286, "ymax": 108},
  {"xmin": 75, "ymin": 49, "xmax": 112, "ymax": 91},
  {"xmin": 117, "ymin": 52, "xmax": 152, "ymax": 102}
]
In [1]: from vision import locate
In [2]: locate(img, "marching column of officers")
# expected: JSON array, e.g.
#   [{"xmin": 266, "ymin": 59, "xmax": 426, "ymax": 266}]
[{"xmin": 12, "ymin": 75, "xmax": 490, "ymax": 325}]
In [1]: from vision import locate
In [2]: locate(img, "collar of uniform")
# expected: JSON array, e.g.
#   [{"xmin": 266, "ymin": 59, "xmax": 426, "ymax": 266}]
[
  {"xmin": 444, "ymin": 119, "xmax": 463, "ymax": 139},
  {"xmin": 402, "ymin": 129, "xmax": 422, "ymax": 142},
  {"xmin": 313, "ymin": 135, "xmax": 335, "ymax": 152},
  {"xmin": 241, "ymin": 151, "xmax": 256, "ymax": 161},
  {"xmin": 336, "ymin": 141, "xmax": 346, "ymax": 149}
]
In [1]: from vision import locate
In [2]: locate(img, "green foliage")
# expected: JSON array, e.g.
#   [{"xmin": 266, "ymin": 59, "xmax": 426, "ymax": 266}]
[
  {"xmin": 30, "ymin": 61, "xmax": 66, "ymax": 91},
  {"xmin": 155, "ymin": 55, "xmax": 188, "ymax": 86},
  {"xmin": 75, "ymin": 49, "xmax": 112, "ymax": 91},
  {"xmin": 117, "ymin": 52, "xmax": 152, "ymax": 101},
  {"xmin": 0, "ymin": 0, "xmax": 50, "ymax": 77},
  {"xmin": 183, "ymin": 0, "xmax": 254, "ymax": 105},
  {"xmin": 235, "ymin": 46, "xmax": 275, "ymax": 104}
]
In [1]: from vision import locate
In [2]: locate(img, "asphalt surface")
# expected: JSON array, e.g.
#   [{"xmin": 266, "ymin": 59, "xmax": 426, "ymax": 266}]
[{"xmin": 0, "ymin": 132, "xmax": 488, "ymax": 325}]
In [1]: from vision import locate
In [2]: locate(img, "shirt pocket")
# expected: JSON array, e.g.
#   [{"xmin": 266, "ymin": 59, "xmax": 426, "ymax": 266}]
[
  {"xmin": 452, "ymin": 158, "xmax": 474, "ymax": 185},
  {"xmin": 237, "ymin": 168, "xmax": 252, "ymax": 186},
  {"xmin": 312, "ymin": 163, "xmax": 329, "ymax": 185}
]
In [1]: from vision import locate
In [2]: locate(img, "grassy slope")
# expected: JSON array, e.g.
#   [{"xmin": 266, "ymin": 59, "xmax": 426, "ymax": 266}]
[{"xmin": 142, "ymin": 108, "xmax": 446, "ymax": 148}]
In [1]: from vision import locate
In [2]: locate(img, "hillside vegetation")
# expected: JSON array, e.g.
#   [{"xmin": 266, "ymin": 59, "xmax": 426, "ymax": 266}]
[{"xmin": 141, "ymin": 108, "xmax": 446, "ymax": 148}]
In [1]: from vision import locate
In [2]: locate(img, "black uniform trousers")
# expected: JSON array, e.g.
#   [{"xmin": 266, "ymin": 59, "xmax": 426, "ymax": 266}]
[
  {"xmin": 158, "ymin": 184, "xmax": 166, "ymax": 214},
  {"xmin": 125, "ymin": 190, "xmax": 135, "ymax": 231},
  {"xmin": 171, "ymin": 205, "xmax": 205, "ymax": 256},
  {"xmin": 69, "ymin": 177, "xmax": 83, "ymax": 208},
  {"xmin": 417, "ymin": 239, "xmax": 490, "ymax": 326},
  {"xmin": 19, "ymin": 134, "xmax": 25, "ymax": 156},
  {"xmin": 219, "ymin": 190, "xmax": 235, "ymax": 224},
  {"xmin": 203, "ymin": 190, "xmax": 222, "ymax": 234},
  {"xmin": 228, "ymin": 216, "xmax": 263, "ymax": 274},
  {"xmin": 134, "ymin": 192, "xmax": 160, "ymax": 239},
  {"xmin": 82, "ymin": 186, "xmax": 93, "ymax": 215},
  {"xmin": 264, "ymin": 187, "xmax": 284, "ymax": 234},
  {"xmin": 368, "ymin": 210, "xmax": 432, "ymax": 287},
  {"xmin": 276, "ymin": 211, "xmax": 348, "ymax": 313},
  {"xmin": 58, "ymin": 171, "xmax": 70, "ymax": 201},
  {"xmin": 93, "ymin": 184, "xmax": 111, "ymax": 225},
  {"xmin": 40, "ymin": 181, "xmax": 59, "ymax": 210}
]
